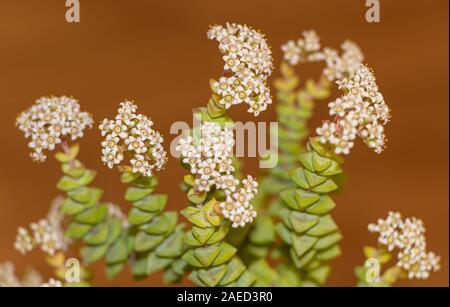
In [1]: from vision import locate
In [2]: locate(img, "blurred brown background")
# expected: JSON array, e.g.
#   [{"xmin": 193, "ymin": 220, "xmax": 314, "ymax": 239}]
[{"xmin": 0, "ymin": 0, "xmax": 448, "ymax": 286}]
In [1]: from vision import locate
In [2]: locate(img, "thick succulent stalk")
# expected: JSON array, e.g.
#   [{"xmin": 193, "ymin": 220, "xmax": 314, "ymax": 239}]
[
  {"xmin": 56, "ymin": 143, "xmax": 129, "ymax": 280},
  {"xmin": 181, "ymin": 198, "xmax": 255, "ymax": 286},
  {"xmin": 57, "ymin": 145, "xmax": 187, "ymax": 283},
  {"xmin": 277, "ymin": 138, "xmax": 344, "ymax": 286},
  {"xmin": 271, "ymin": 62, "xmax": 331, "ymax": 181},
  {"xmin": 233, "ymin": 63, "xmax": 331, "ymax": 285},
  {"xmin": 179, "ymin": 96, "xmax": 256, "ymax": 287},
  {"xmin": 121, "ymin": 171, "xmax": 186, "ymax": 283}
]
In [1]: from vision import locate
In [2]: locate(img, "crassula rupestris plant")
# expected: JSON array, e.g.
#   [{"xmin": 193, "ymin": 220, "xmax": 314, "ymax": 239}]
[
  {"xmin": 2, "ymin": 24, "xmax": 441, "ymax": 288},
  {"xmin": 175, "ymin": 23, "xmax": 273, "ymax": 286}
]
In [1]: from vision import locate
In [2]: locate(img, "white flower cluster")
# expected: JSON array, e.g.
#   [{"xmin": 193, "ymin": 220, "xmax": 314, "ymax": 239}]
[
  {"xmin": 207, "ymin": 23, "xmax": 273, "ymax": 116},
  {"xmin": 14, "ymin": 227, "xmax": 33, "ymax": 255},
  {"xmin": 321, "ymin": 40, "xmax": 364, "ymax": 81},
  {"xmin": 368, "ymin": 212, "xmax": 441, "ymax": 279},
  {"xmin": 41, "ymin": 278, "xmax": 63, "ymax": 287},
  {"xmin": 16, "ymin": 96, "xmax": 93, "ymax": 162},
  {"xmin": 316, "ymin": 65, "xmax": 390, "ymax": 155},
  {"xmin": 281, "ymin": 30, "xmax": 364, "ymax": 81},
  {"xmin": 14, "ymin": 218, "xmax": 67, "ymax": 256},
  {"xmin": 176, "ymin": 122, "xmax": 258, "ymax": 228},
  {"xmin": 177, "ymin": 122, "xmax": 235, "ymax": 193},
  {"xmin": 99, "ymin": 101, "xmax": 167, "ymax": 177},
  {"xmin": 0, "ymin": 262, "xmax": 52, "ymax": 287},
  {"xmin": 0, "ymin": 262, "xmax": 20, "ymax": 287},
  {"xmin": 219, "ymin": 175, "xmax": 258, "ymax": 228},
  {"xmin": 281, "ymin": 30, "xmax": 322, "ymax": 65},
  {"xmin": 14, "ymin": 198, "xmax": 69, "ymax": 256}
]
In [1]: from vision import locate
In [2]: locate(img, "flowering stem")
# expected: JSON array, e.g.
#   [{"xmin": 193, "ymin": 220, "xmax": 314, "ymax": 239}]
[
  {"xmin": 229, "ymin": 62, "xmax": 332, "ymax": 286},
  {"xmin": 177, "ymin": 22, "xmax": 276, "ymax": 286},
  {"xmin": 276, "ymin": 138, "xmax": 344, "ymax": 286},
  {"xmin": 179, "ymin": 95, "xmax": 256, "ymax": 287}
]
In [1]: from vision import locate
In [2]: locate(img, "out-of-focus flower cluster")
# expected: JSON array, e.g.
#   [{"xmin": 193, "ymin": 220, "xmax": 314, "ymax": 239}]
[
  {"xmin": 176, "ymin": 122, "xmax": 257, "ymax": 228},
  {"xmin": 14, "ymin": 198, "xmax": 69, "ymax": 256},
  {"xmin": 281, "ymin": 30, "xmax": 322, "ymax": 65},
  {"xmin": 281, "ymin": 30, "xmax": 364, "ymax": 81},
  {"xmin": 16, "ymin": 96, "xmax": 93, "ymax": 162},
  {"xmin": 99, "ymin": 101, "xmax": 167, "ymax": 177},
  {"xmin": 368, "ymin": 212, "xmax": 441, "ymax": 280},
  {"xmin": 321, "ymin": 40, "xmax": 364, "ymax": 81},
  {"xmin": 0, "ymin": 262, "xmax": 44, "ymax": 287},
  {"xmin": 315, "ymin": 65, "xmax": 390, "ymax": 155},
  {"xmin": 208, "ymin": 23, "xmax": 274, "ymax": 116},
  {"xmin": 41, "ymin": 278, "xmax": 63, "ymax": 287}
]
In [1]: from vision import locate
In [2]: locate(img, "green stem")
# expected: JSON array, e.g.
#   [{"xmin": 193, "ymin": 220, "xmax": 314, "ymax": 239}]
[
  {"xmin": 277, "ymin": 138, "xmax": 344, "ymax": 286},
  {"xmin": 234, "ymin": 62, "xmax": 332, "ymax": 286},
  {"xmin": 56, "ymin": 143, "xmax": 129, "ymax": 280},
  {"xmin": 121, "ymin": 170, "xmax": 186, "ymax": 283},
  {"xmin": 178, "ymin": 94, "xmax": 256, "ymax": 287}
]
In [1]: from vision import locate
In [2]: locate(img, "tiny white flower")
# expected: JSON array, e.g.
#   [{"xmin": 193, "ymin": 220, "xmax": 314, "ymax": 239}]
[
  {"xmin": 40, "ymin": 232, "xmax": 63, "ymax": 256},
  {"xmin": 281, "ymin": 40, "xmax": 301, "ymax": 65},
  {"xmin": 14, "ymin": 227, "xmax": 34, "ymax": 255},
  {"xmin": 316, "ymin": 122, "xmax": 337, "ymax": 145},
  {"xmin": 30, "ymin": 219, "xmax": 52, "ymax": 244}
]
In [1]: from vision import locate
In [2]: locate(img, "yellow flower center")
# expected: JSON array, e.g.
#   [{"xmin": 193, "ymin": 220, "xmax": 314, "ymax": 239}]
[
  {"xmin": 238, "ymin": 194, "xmax": 246, "ymax": 203},
  {"xmin": 339, "ymin": 140, "xmax": 348, "ymax": 147},
  {"xmin": 225, "ymin": 180, "xmax": 234, "ymax": 187},
  {"xmin": 225, "ymin": 203, "xmax": 234, "ymax": 211}
]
